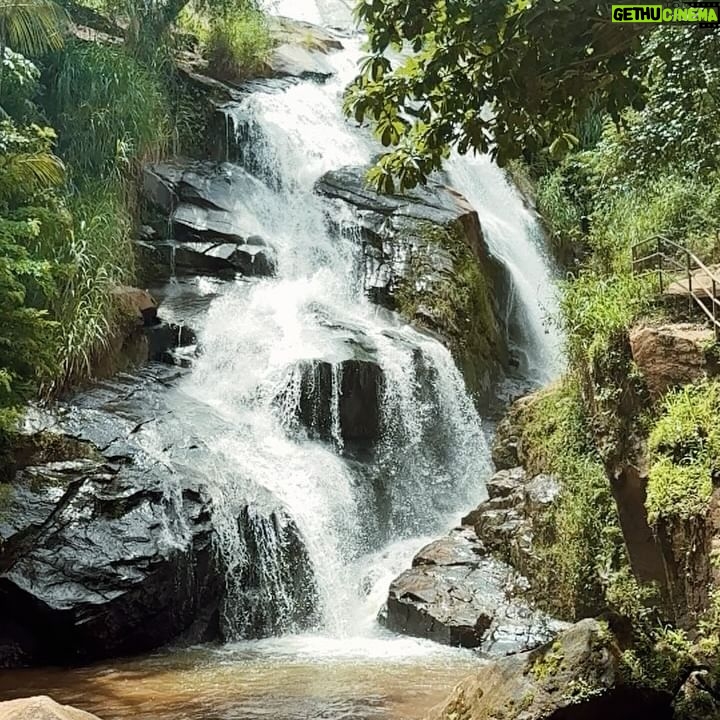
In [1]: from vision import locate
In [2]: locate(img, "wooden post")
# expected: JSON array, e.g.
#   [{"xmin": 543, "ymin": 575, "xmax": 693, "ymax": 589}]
[
  {"xmin": 714, "ymin": 278, "xmax": 719, "ymax": 342},
  {"xmin": 657, "ymin": 237, "xmax": 663, "ymax": 294},
  {"xmin": 687, "ymin": 252, "xmax": 693, "ymax": 314}
]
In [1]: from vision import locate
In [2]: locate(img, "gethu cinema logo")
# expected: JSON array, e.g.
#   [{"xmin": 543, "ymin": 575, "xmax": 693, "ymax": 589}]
[{"xmin": 612, "ymin": 4, "xmax": 720, "ymax": 21}]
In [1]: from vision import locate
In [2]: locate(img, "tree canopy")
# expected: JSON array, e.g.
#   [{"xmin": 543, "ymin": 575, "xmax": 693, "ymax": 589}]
[{"xmin": 345, "ymin": 0, "xmax": 650, "ymax": 192}]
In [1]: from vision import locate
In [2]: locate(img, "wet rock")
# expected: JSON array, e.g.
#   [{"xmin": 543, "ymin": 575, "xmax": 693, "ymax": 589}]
[
  {"xmin": 265, "ymin": 43, "xmax": 334, "ymax": 80},
  {"xmin": 629, "ymin": 322, "xmax": 717, "ymax": 403},
  {"xmin": 384, "ymin": 527, "xmax": 563, "ymax": 653},
  {"xmin": 258, "ymin": 17, "xmax": 343, "ymax": 82},
  {"xmin": 0, "ymin": 696, "xmax": 103, "ymax": 720},
  {"xmin": 281, "ymin": 358, "xmax": 385, "ymax": 450},
  {"xmin": 462, "ymin": 468, "xmax": 560, "ymax": 578},
  {"xmin": 426, "ymin": 619, "xmax": 673, "ymax": 720},
  {"xmin": 0, "ymin": 451, "xmax": 221, "ymax": 667},
  {"xmin": 230, "ymin": 504, "xmax": 319, "ymax": 638},
  {"xmin": 142, "ymin": 162, "xmax": 277, "ymax": 278},
  {"xmin": 315, "ymin": 165, "xmax": 508, "ymax": 399},
  {"xmin": 0, "ymin": 370, "xmax": 227, "ymax": 668}
]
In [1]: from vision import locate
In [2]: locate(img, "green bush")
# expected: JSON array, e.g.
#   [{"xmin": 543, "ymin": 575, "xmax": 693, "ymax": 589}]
[
  {"xmin": 560, "ymin": 272, "xmax": 652, "ymax": 369},
  {"xmin": 646, "ymin": 380, "xmax": 720, "ymax": 524},
  {"xmin": 44, "ymin": 40, "xmax": 170, "ymax": 182},
  {"xmin": 0, "ymin": 121, "xmax": 65, "ymax": 434},
  {"xmin": 206, "ymin": 8, "xmax": 272, "ymax": 80}
]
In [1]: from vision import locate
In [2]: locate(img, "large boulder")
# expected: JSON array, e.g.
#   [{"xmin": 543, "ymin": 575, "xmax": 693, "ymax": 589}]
[
  {"xmin": 315, "ymin": 165, "xmax": 508, "ymax": 399},
  {"xmin": 426, "ymin": 619, "xmax": 672, "ymax": 720},
  {"xmin": 277, "ymin": 358, "xmax": 385, "ymax": 451},
  {"xmin": 629, "ymin": 322, "xmax": 717, "ymax": 403},
  {"xmin": 0, "ymin": 365, "xmax": 319, "ymax": 666},
  {"xmin": 0, "ymin": 452, "xmax": 221, "ymax": 667},
  {"xmin": 383, "ymin": 527, "xmax": 563, "ymax": 654},
  {"xmin": 0, "ymin": 697, "xmax": 102, "ymax": 720}
]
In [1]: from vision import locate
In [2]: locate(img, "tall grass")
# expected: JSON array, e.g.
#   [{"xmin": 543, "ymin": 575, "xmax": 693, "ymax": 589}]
[
  {"xmin": 43, "ymin": 40, "xmax": 170, "ymax": 183},
  {"xmin": 45, "ymin": 184, "xmax": 134, "ymax": 391},
  {"xmin": 205, "ymin": 7, "xmax": 272, "ymax": 80}
]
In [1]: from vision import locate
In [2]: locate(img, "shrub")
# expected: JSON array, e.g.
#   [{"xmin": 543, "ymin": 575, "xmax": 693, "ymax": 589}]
[
  {"xmin": 206, "ymin": 8, "xmax": 272, "ymax": 80},
  {"xmin": 646, "ymin": 380, "xmax": 720, "ymax": 524},
  {"xmin": 47, "ymin": 184, "xmax": 134, "ymax": 389},
  {"xmin": 560, "ymin": 271, "xmax": 652, "ymax": 370}
]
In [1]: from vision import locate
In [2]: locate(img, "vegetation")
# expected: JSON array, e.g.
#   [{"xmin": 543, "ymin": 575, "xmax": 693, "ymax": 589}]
[
  {"xmin": 0, "ymin": 0, "xmax": 270, "ymax": 438},
  {"xmin": 204, "ymin": 6, "xmax": 271, "ymax": 79},
  {"xmin": 509, "ymin": 382, "xmax": 625, "ymax": 619},
  {"xmin": 646, "ymin": 381, "xmax": 720, "ymax": 524},
  {"xmin": 346, "ymin": 0, "xmax": 651, "ymax": 192}
]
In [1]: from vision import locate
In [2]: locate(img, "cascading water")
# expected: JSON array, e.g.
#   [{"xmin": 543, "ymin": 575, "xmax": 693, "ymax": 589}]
[
  {"xmin": 446, "ymin": 155, "xmax": 564, "ymax": 384},
  {"xmin": 0, "ymin": 3, "xmax": 567, "ymax": 718},
  {"xmin": 183, "ymin": 39, "xmax": 494, "ymax": 633}
]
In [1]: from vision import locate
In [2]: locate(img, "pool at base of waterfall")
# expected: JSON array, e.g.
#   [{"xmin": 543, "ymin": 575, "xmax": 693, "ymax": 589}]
[{"xmin": 0, "ymin": 635, "xmax": 482, "ymax": 720}]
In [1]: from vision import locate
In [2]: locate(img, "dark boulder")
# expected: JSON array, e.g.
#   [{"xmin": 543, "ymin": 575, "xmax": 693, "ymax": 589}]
[
  {"xmin": 0, "ymin": 455, "xmax": 221, "ymax": 667},
  {"xmin": 142, "ymin": 161, "xmax": 277, "ymax": 279},
  {"xmin": 228, "ymin": 504, "xmax": 320, "ymax": 638},
  {"xmin": 315, "ymin": 165, "xmax": 508, "ymax": 399},
  {"xmin": 384, "ymin": 527, "xmax": 564, "ymax": 654},
  {"xmin": 279, "ymin": 358, "xmax": 385, "ymax": 451}
]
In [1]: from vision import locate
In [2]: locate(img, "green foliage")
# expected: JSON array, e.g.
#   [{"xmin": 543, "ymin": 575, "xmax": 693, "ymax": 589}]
[
  {"xmin": 0, "ymin": 0, "xmax": 67, "ymax": 57},
  {"xmin": 516, "ymin": 381, "xmax": 625, "ymax": 619},
  {"xmin": 646, "ymin": 380, "xmax": 720, "ymax": 524},
  {"xmin": 47, "ymin": 184, "xmax": 134, "ymax": 389},
  {"xmin": 0, "ymin": 120, "xmax": 65, "ymax": 434},
  {"xmin": 204, "ymin": 6, "xmax": 271, "ymax": 80},
  {"xmin": 45, "ymin": 40, "xmax": 170, "ymax": 182},
  {"xmin": 346, "ymin": 0, "xmax": 648, "ymax": 191},
  {"xmin": 0, "ymin": 46, "xmax": 40, "ymax": 119},
  {"xmin": 560, "ymin": 272, "xmax": 652, "ymax": 370}
]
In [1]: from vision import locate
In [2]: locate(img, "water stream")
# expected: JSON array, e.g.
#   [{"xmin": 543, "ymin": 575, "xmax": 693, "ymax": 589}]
[{"xmin": 0, "ymin": 2, "xmax": 563, "ymax": 717}]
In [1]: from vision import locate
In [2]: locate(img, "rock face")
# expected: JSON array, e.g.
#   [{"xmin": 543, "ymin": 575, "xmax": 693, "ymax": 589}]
[
  {"xmin": 629, "ymin": 322, "xmax": 716, "ymax": 403},
  {"xmin": 426, "ymin": 619, "xmax": 673, "ymax": 720},
  {"xmin": 315, "ymin": 165, "xmax": 508, "ymax": 398},
  {"xmin": 0, "ymin": 444, "xmax": 221, "ymax": 667},
  {"xmin": 0, "ymin": 366, "xmax": 319, "ymax": 667},
  {"xmin": 279, "ymin": 358, "xmax": 385, "ymax": 451},
  {"xmin": 462, "ymin": 467, "xmax": 560, "ymax": 579},
  {"xmin": 0, "ymin": 697, "xmax": 102, "ymax": 720},
  {"xmin": 142, "ymin": 161, "xmax": 278, "ymax": 279},
  {"xmin": 384, "ymin": 527, "xmax": 564, "ymax": 654}
]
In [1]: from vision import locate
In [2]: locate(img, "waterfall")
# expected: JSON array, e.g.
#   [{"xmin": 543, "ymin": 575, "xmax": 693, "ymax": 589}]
[
  {"xmin": 446, "ymin": 155, "xmax": 564, "ymax": 384},
  {"xmin": 144, "ymin": 3, "xmax": 563, "ymax": 642}
]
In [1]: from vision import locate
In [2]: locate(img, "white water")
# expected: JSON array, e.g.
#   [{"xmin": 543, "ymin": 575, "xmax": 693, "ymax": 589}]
[
  {"xmin": 446, "ymin": 155, "xmax": 564, "ymax": 383},
  {"xmin": 157, "ymin": 0, "xmax": 562, "ymax": 651}
]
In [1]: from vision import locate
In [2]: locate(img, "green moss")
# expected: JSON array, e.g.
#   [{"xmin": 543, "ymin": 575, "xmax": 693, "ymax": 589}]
[
  {"xmin": 531, "ymin": 640, "xmax": 565, "ymax": 681},
  {"xmin": 646, "ymin": 380, "xmax": 720, "ymax": 524},
  {"xmin": 395, "ymin": 218, "xmax": 503, "ymax": 397},
  {"xmin": 509, "ymin": 380, "xmax": 626, "ymax": 619}
]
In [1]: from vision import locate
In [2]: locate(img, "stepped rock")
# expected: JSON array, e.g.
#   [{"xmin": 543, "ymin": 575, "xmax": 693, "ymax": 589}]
[
  {"xmin": 142, "ymin": 162, "xmax": 277, "ymax": 278},
  {"xmin": 384, "ymin": 527, "xmax": 563, "ymax": 654},
  {"xmin": 315, "ymin": 165, "xmax": 509, "ymax": 398}
]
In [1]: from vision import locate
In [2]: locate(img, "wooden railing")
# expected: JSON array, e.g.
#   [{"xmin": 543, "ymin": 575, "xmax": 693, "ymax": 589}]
[{"xmin": 631, "ymin": 235, "xmax": 720, "ymax": 340}]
